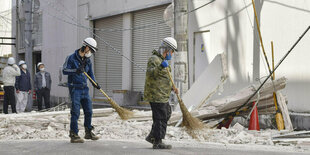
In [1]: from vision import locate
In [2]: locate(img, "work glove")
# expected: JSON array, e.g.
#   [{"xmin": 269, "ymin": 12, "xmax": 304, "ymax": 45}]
[
  {"xmin": 76, "ymin": 65, "xmax": 85, "ymax": 74},
  {"xmin": 161, "ymin": 60, "xmax": 169, "ymax": 68},
  {"xmin": 92, "ymin": 82, "xmax": 101, "ymax": 90}
]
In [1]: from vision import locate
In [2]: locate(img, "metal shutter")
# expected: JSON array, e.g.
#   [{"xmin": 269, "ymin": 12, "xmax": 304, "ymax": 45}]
[
  {"xmin": 94, "ymin": 15, "xmax": 123, "ymax": 97},
  {"xmin": 132, "ymin": 5, "xmax": 171, "ymax": 92}
]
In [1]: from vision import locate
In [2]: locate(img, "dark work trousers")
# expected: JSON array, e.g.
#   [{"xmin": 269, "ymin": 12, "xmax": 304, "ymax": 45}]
[
  {"xmin": 69, "ymin": 87, "xmax": 93, "ymax": 134},
  {"xmin": 37, "ymin": 88, "xmax": 51, "ymax": 111},
  {"xmin": 149, "ymin": 102, "xmax": 172, "ymax": 141},
  {"xmin": 3, "ymin": 86, "xmax": 17, "ymax": 114}
]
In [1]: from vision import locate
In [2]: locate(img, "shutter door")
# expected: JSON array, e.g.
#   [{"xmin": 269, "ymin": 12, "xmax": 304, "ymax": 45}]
[
  {"xmin": 132, "ymin": 5, "xmax": 171, "ymax": 93},
  {"xmin": 94, "ymin": 15, "xmax": 123, "ymax": 97}
]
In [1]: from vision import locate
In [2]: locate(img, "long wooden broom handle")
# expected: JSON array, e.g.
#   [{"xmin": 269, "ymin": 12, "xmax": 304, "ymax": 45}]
[
  {"xmin": 83, "ymin": 72, "xmax": 111, "ymax": 100},
  {"xmin": 252, "ymin": 0, "xmax": 281, "ymax": 112},
  {"xmin": 271, "ymin": 42, "xmax": 279, "ymax": 111},
  {"xmin": 166, "ymin": 68, "xmax": 183, "ymax": 103}
]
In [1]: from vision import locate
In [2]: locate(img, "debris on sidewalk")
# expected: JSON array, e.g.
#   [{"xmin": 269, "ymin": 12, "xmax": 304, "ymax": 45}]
[
  {"xmin": 169, "ymin": 77, "xmax": 292, "ymax": 130},
  {"xmin": 0, "ymin": 107, "xmax": 309, "ymax": 150},
  {"xmin": 0, "ymin": 109, "xmax": 271, "ymax": 146}
]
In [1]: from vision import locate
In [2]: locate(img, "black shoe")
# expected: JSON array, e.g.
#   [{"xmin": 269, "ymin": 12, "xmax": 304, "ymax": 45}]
[
  {"xmin": 84, "ymin": 126, "xmax": 99, "ymax": 140},
  {"xmin": 69, "ymin": 131, "xmax": 84, "ymax": 143},
  {"xmin": 153, "ymin": 142, "xmax": 172, "ymax": 149},
  {"xmin": 145, "ymin": 135, "xmax": 155, "ymax": 144}
]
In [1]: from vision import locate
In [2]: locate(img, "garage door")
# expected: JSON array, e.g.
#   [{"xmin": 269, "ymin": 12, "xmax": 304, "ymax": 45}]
[
  {"xmin": 132, "ymin": 5, "xmax": 171, "ymax": 93},
  {"xmin": 94, "ymin": 15, "xmax": 123, "ymax": 97}
]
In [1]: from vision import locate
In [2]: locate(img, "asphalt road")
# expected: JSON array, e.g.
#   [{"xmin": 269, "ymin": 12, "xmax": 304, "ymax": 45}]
[{"xmin": 0, "ymin": 139, "xmax": 309, "ymax": 155}]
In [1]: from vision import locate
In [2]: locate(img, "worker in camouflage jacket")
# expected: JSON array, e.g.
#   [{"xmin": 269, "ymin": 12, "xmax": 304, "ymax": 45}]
[{"xmin": 144, "ymin": 37, "xmax": 178, "ymax": 149}]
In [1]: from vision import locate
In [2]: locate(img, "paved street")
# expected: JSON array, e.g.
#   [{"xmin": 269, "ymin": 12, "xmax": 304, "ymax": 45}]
[{"xmin": 0, "ymin": 139, "xmax": 309, "ymax": 155}]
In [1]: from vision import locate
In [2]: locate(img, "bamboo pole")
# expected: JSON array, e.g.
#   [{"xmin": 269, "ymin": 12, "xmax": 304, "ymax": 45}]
[
  {"xmin": 251, "ymin": 0, "xmax": 284, "ymax": 130},
  {"xmin": 271, "ymin": 42, "xmax": 285, "ymax": 130}
]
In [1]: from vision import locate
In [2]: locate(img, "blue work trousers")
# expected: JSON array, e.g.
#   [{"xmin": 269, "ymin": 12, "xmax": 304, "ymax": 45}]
[{"xmin": 69, "ymin": 87, "xmax": 93, "ymax": 134}]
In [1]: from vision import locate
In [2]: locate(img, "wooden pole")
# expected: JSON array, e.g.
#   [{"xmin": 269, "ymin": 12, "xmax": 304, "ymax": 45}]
[{"xmin": 271, "ymin": 42, "xmax": 285, "ymax": 130}]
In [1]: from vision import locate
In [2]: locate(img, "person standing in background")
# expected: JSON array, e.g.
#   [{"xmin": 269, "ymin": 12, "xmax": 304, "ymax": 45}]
[
  {"xmin": 15, "ymin": 60, "xmax": 32, "ymax": 113},
  {"xmin": 34, "ymin": 62, "xmax": 52, "ymax": 111},
  {"xmin": 2, "ymin": 57, "xmax": 21, "ymax": 114}
]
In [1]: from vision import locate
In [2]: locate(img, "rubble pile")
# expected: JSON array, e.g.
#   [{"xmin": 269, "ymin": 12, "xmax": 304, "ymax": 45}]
[{"xmin": 0, "ymin": 110, "xmax": 274, "ymax": 145}]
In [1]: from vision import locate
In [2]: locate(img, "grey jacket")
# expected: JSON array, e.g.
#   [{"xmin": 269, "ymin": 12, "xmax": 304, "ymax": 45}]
[{"xmin": 34, "ymin": 71, "xmax": 52, "ymax": 90}]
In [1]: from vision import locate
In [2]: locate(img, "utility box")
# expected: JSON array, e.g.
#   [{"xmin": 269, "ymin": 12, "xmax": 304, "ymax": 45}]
[{"xmin": 112, "ymin": 90, "xmax": 141, "ymax": 106}]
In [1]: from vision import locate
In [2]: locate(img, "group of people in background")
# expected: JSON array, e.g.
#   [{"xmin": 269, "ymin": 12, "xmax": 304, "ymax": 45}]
[{"xmin": 2, "ymin": 57, "xmax": 52, "ymax": 114}]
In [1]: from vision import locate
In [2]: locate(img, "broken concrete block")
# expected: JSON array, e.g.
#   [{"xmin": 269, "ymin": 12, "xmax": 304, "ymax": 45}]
[{"xmin": 176, "ymin": 53, "xmax": 228, "ymax": 111}]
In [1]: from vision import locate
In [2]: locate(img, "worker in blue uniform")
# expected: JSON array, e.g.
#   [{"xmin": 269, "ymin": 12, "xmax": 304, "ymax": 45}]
[{"xmin": 63, "ymin": 37, "xmax": 101, "ymax": 143}]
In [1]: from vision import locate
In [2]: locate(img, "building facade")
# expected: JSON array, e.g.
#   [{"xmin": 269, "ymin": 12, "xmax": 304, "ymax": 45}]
[
  {"xmin": 11, "ymin": 0, "xmax": 310, "ymax": 113},
  {"xmin": 188, "ymin": 0, "xmax": 310, "ymax": 112},
  {"xmin": 12, "ymin": 0, "xmax": 173, "ymax": 105}
]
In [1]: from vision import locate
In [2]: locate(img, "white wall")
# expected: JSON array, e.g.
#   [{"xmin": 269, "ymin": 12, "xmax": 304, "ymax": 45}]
[
  {"xmin": 188, "ymin": 0, "xmax": 255, "ymax": 99},
  {"xmin": 188, "ymin": 0, "xmax": 310, "ymax": 112},
  {"xmin": 40, "ymin": 0, "xmax": 79, "ymax": 98},
  {"xmin": 259, "ymin": 0, "xmax": 310, "ymax": 112}
]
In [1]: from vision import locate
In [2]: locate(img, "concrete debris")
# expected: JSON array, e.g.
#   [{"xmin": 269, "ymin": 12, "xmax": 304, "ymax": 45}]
[
  {"xmin": 176, "ymin": 53, "xmax": 228, "ymax": 111},
  {"xmin": 206, "ymin": 77, "xmax": 287, "ymax": 113},
  {"xmin": 277, "ymin": 92, "xmax": 294, "ymax": 131},
  {"xmin": 1, "ymin": 108, "xmax": 309, "ymax": 150},
  {"xmin": 169, "ymin": 77, "xmax": 291, "ymax": 129},
  {"xmin": 232, "ymin": 123, "xmax": 245, "ymax": 131},
  {"xmin": 0, "ymin": 110, "xmax": 274, "ymax": 146},
  {"xmin": 272, "ymin": 131, "xmax": 310, "ymax": 139}
]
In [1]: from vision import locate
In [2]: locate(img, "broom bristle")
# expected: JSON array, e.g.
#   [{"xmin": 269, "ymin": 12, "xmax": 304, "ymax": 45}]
[
  {"xmin": 180, "ymin": 101, "xmax": 204, "ymax": 130},
  {"xmin": 109, "ymin": 99, "xmax": 134, "ymax": 120}
]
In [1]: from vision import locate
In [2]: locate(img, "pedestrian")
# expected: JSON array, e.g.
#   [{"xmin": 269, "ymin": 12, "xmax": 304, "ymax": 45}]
[
  {"xmin": 34, "ymin": 62, "xmax": 52, "ymax": 111},
  {"xmin": 144, "ymin": 37, "xmax": 179, "ymax": 149},
  {"xmin": 15, "ymin": 60, "xmax": 31, "ymax": 113},
  {"xmin": 2, "ymin": 57, "xmax": 21, "ymax": 114},
  {"xmin": 63, "ymin": 37, "xmax": 101, "ymax": 143}
]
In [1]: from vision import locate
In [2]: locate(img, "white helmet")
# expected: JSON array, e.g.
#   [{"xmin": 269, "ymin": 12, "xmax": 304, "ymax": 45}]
[
  {"xmin": 7, "ymin": 57, "xmax": 15, "ymax": 65},
  {"xmin": 18, "ymin": 60, "xmax": 26, "ymax": 66},
  {"xmin": 37, "ymin": 62, "xmax": 44, "ymax": 68},
  {"xmin": 162, "ymin": 37, "xmax": 178, "ymax": 52},
  {"xmin": 83, "ymin": 37, "xmax": 98, "ymax": 53}
]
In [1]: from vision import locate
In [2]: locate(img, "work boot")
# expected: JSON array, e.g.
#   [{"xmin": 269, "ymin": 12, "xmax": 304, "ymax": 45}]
[
  {"xmin": 69, "ymin": 131, "xmax": 84, "ymax": 143},
  {"xmin": 84, "ymin": 126, "xmax": 99, "ymax": 140},
  {"xmin": 153, "ymin": 139, "xmax": 172, "ymax": 149},
  {"xmin": 145, "ymin": 134, "xmax": 155, "ymax": 144}
]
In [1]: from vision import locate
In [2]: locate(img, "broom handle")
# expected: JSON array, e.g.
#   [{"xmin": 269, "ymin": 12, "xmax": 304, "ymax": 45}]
[
  {"xmin": 252, "ymin": 0, "xmax": 271, "ymax": 74},
  {"xmin": 271, "ymin": 42, "xmax": 279, "ymax": 111},
  {"xmin": 166, "ymin": 68, "xmax": 183, "ymax": 103},
  {"xmin": 252, "ymin": 0, "xmax": 283, "ymax": 126},
  {"xmin": 83, "ymin": 72, "xmax": 133, "ymax": 121},
  {"xmin": 83, "ymin": 72, "xmax": 111, "ymax": 100}
]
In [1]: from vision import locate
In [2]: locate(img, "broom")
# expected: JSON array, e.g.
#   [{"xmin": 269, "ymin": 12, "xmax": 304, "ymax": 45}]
[
  {"xmin": 271, "ymin": 42, "xmax": 285, "ymax": 130},
  {"xmin": 251, "ymin": 0, "xmax": 284, "ymax": 130},
  {"xmin": 83, "ymin": 72, "xmax": 134, "ymax": 120},
  {"xmin": 166, "ymin": 68, "xmax": 204, "ymax": 130}
]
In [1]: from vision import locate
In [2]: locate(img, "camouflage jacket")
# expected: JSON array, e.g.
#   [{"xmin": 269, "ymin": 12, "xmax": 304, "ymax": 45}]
[{"xmin": 144, "ymin": 50, "xmax": 172, "ymax": 103}]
